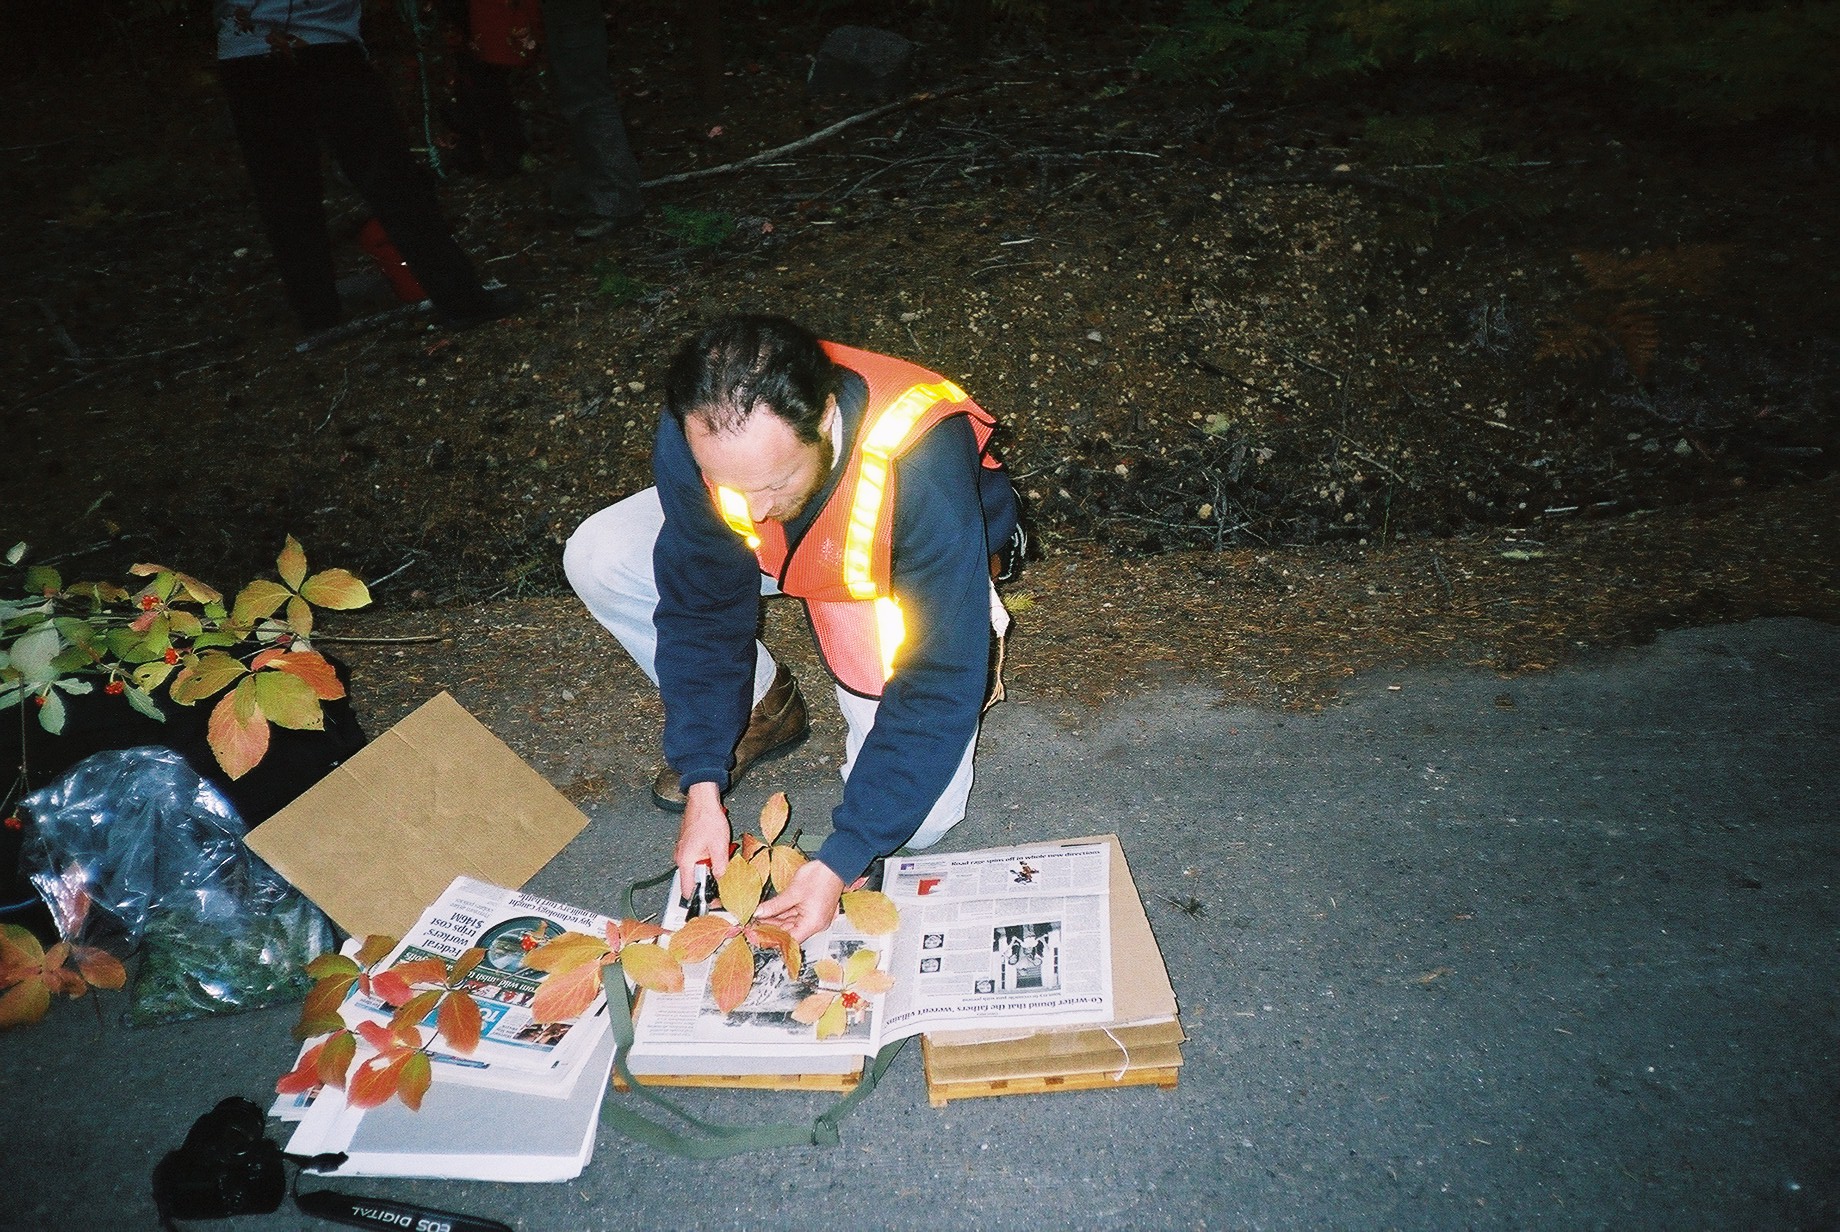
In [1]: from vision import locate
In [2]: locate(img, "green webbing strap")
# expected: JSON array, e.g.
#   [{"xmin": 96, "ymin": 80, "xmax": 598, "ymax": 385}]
[{"xmin": 596, "ymin": 867, "xmax": 906, "ymax": 1159}]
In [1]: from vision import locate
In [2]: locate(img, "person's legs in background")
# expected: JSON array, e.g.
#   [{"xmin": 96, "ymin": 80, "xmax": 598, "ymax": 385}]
[{"xmin": 543, "ymin": 0, "xmax": 643, "ymax": 236}]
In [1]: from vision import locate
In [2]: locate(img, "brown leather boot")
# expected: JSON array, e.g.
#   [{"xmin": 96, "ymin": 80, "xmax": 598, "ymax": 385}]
[{"xmin": 650, "ymin": 665, "xmax": 810, "ymax": 811}]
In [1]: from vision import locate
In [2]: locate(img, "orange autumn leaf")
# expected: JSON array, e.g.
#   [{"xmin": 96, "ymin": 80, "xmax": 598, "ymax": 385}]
[
  {"xmin": 348, "ymin": 1051, "xmax": 412, "ymax": 1110},
  {"xmin": 207, "ymin": 678, "xmax": 268, "ymax": 779},
  {"xmin": 436, "ymin": 992, "xmax": 485, "ymax": 1059},
  {"xmin": 618, "ymin": 942, "xmax": 685, "ymax": 995},
  {"xmin": 390, "ymin": 989, "xmax": 441, "ymax": 1033},
  {"xmin": 317, "ymin": 1030, "xmax": 357, "ymax": 1087},
  {"xmin": 72, "ymin": 946, "xmax": 126, "ymax": 990},
  {"xmin": 758, "ymin": 792, "xmax": 790, "ymax": 844},
  {"xmin": 746, "ymin": 922, "xmax": 800, "ymax": 982},
  {"xmin": 716, "ymin": 855, "xmax": 764, "ymax": 924},
  {"xmin": 529, "ymin": 958, "xmax": 604, "ymax": 1024},
  {"xmin": 523, "ymin": 930, "xmax": 608, "ymax": 976},
  {"xmin": 791, "ymin": 991, "xmax": 831, "ymax": 1025},
  {"xmin": 840, "ymin": 889, "xmax": 900, "ymax": 935},
  {"xmin": 707, "ymin": 939, "xmax": 757, "ymax": 1014},
  {"xmin": 265, "ymin": 650, "xmax": 346, "ymax": 700},
  {"xmin": 668, "ymin": 915, "xmax": 736, "ymax": 963},
  {"xmin": 397, "ymin": 1050, "xmax": 433, "ymax": 1111},
  {"xmin": 768, "ymin": 843, "xmax": 807, "ymax": 892},
  {"xmin": 614, "ymin": 919, "xmax": 668, "ymax": 948},
  {"xmin": 276, "ymin": 1040, "xmax": 328, "ymax": 1095}
]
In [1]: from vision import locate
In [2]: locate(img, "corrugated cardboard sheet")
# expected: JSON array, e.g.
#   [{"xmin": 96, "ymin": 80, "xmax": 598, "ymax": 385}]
[{"xmin": 246, "ymin": 692, "xmax": 588, "ymax": 938}]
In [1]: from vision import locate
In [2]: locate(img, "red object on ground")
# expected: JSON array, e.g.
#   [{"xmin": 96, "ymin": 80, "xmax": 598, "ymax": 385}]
[
  {"xmin": 469, "ymin": 0, "xmax": 543, "ymax": 67},
  {"xmin": 357, "ymin": 217, "xmax": 428, "ymax": 303}
]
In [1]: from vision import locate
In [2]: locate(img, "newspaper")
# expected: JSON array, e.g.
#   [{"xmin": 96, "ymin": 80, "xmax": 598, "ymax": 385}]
[
  {"xmin": 628, "ymin": 840, "xmax": 1113, "ymax": 1073},
  {"xmin": 879, "ymin": 840, "xmax": 1113, "ymax": 1037},
  {"xmin": 338, "ymin": 877, "xmax": 613, "ymax": 1093}
]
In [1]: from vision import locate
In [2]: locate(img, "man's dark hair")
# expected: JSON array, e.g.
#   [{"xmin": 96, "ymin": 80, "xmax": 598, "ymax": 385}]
[{"xmin": 663, "ymin": 314, "xmax": 840, "ymax": 444}]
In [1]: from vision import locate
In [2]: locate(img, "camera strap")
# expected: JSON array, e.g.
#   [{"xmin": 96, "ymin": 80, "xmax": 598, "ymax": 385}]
[{"xmin": 294, "ymin": 1187, "xmax": 513, "ymax": 1232}]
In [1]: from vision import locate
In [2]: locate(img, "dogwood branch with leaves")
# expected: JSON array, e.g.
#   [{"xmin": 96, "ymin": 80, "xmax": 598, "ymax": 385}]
[
  {"xmin": 0, "ymin": 922, "xmax": 127, "ymax": 1028},
  {"xmin": 658, "ymin": 794, "xmax": 901, "ymax": 1018},
  {"xmin": 277, "ymin": 935, "xmax": 487, "ymax": 1112},
  {"xmin": 523, "ymin": 919, "xmax": 686, "ymax": 1024},
  {"xmin": 1, "ymin": 536, "xmax": 370, "ymax": 783}
]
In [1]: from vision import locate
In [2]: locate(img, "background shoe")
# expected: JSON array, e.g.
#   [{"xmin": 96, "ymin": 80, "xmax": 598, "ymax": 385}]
[{"xmin": 650, "ymin": 666, "xmax": 809, "ymax": 811}]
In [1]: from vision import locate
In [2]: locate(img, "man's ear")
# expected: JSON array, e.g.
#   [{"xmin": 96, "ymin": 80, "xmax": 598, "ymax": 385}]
[{"xmin": 819, "ymin": 394, "xmax": 840, "ymax": 437}]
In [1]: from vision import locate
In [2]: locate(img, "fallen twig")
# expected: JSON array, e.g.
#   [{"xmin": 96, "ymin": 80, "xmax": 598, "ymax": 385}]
[
  {"xmin": 296, "ymin": 301, "xmax": 431, "ymax": 354},
  {"xmin": 638, "ymin": 84, "xmax": 986, "ymax": 190}
]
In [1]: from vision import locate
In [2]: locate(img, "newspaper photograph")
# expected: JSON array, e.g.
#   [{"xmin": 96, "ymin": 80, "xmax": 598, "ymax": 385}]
[
  {"xmin": 878, "ymin": 841, "xmax": 1114, "ymax": 1037},
  {"xmin": 341, "ymin": 877, "xmax": 612, "ymax": 1090}
]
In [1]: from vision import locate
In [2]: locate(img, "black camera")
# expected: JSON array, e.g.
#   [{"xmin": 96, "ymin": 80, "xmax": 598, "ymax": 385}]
[{"xmin": 152, "ymin": 1097, "xmax": 285, "ymax": 1223}]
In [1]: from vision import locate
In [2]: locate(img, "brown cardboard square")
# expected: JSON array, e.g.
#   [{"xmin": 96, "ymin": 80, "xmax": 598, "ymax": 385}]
[{"xmin": 245, "ymin": 692, "xmax": 589, "ymax": 938}]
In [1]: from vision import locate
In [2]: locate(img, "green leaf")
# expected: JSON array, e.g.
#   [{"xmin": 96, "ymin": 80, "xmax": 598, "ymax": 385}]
[
  {"xmin": 24, "ymin": 566, "xmax": 61, "ymax": 596},
  {"xmin": 4, "ymin": 542, "xmax": 24, "ymax": 565},
  {"xmin": 254, "ymin": 669, "xmax": 324, "ymax": 731},
  {"xmin": 132, "ymin": 660, "xmax": 175, "ymax": 692},
  {"xmin": 9, "ymin": 624, "xmax": 61, "ymax": 681},
  {"xmin": 286, "ymin": 594, "xmax": 313, "ymax": 637},
  {"xmin": 231, "ymin": 580, "xmax": 291, "ymax": 627},
  {"xmin": 277, "ymin": 536, "xmax": 308, "ymax": 591},
  {"xmin": 305, "ymin": 953, "xmax": 362, "ymax": 980},
  {"xmin": 170, "ymin": 651, "xmax": 245, "ymax": 704},
  {"xmin": 298, "ymin": 568, "xmax": 371, "ymax": 611},
  {"xmin": 37, "ymin": 689, "xmax": 66, "ymax": 734},
  {"xmin": 124, "ymin": 686, "xmax": 165, "ymax": 721}
]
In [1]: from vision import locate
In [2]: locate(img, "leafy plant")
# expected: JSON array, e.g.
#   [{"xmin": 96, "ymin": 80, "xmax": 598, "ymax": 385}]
[
  {"xmin": 667, "ymin": 855, "xmax": 801, "ymax": 1015},
  {"xmin": 791, "ymin": 947, "xmax": 894, "ymax": 1040},
  {"xmin": 1536, "ymin": 244, "xmax": 1728, "ymax": 381},
  {"xmin": 736, "ymin": 791, "xmax": 806, "ymax": 895},
  {"xmin": 1, "ymin": 536, "xmax": 370, "ymax": 783},
  {"xmin": 524, "ymin": 918, "xmax": 685, "ymax": 1024},
  {"xmin": 592, "ymin": 262, "xmax": 651, "ymax": 306},
  {"xmin": 0, "ymin": 922, "xmax": 126, "ymax": 1028},
  {"xmin": 659, "ymin": 205, "xmax": 733, "ymax": 248},
  {"xmin": 665, "ymin": 796, "xmax": 900, "ymax": 1016},
  {"xmin": 278, "ymin": 936, "xmax": 487, "ymax": 1112}
]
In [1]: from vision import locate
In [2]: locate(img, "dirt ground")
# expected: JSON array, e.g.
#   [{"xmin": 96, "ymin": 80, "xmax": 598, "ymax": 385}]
[{"xmin": 5, "ymin": 2, "xmax": 1837, "ymax": 763}]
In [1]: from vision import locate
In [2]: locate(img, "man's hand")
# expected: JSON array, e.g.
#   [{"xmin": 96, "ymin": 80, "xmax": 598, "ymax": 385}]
[
  {"xmin": 753, "ymin": 858, "xmax": 846, "ymax": 944},
  {"xmin": 675, "ymin": 782, "xmax": 732, "ymax": 898}
]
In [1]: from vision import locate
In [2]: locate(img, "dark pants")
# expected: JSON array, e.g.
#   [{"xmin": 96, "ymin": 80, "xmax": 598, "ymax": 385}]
[
  {"xmin": 219, "ymin": 43, "xmax": 490, "ymax": 330},
  {"xmin": 543, "ymin": 0, "xmax": 643, "ymax": 221}
]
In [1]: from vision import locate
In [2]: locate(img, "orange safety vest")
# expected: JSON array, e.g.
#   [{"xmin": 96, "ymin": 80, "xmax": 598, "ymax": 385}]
[{"xmin": 710, "ymin": 341, "xmax": 1002, "ymax": 698}]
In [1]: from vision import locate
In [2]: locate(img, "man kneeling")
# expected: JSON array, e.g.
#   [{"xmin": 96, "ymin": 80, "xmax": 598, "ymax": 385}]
[{"xmin": 565, "ymin": 315, "xmax": 1018, "ymax": 941}]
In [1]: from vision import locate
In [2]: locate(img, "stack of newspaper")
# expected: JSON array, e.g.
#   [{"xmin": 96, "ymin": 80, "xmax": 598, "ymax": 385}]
[
  {"xmin": 917, "ymin": 835, "xmax": 1185, "ymax": 1104},
  {"xmin": 274, "ymin": 879, "xmax": 621, "ymax": 1182},
  {"xmin": 627, "ymin": 835, "xmax": 1181, "ymax": 1102}
]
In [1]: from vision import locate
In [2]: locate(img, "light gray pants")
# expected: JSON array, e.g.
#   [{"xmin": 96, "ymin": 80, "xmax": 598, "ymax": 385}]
[{"xmin": 563, "ymin": 488, "xmax": 987, "ymax": 849}]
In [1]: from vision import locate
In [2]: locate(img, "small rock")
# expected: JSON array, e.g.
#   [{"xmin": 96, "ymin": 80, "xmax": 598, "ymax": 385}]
[{"xmin": 807, "ymin": 26, "xmax": 916, "ymax": 102}]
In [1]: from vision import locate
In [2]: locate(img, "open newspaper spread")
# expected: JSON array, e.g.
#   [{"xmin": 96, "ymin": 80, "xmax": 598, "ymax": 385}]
[
  {"xmin": 628, "ymin": 840, "xmax": 1114, "ymax": 1075},
  {"xmin": 338, "ymin": 877, "xmax": 614, "ymax": 1094}
]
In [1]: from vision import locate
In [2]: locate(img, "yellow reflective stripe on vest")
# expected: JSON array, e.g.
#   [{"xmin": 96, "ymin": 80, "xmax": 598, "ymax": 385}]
[
  {"xmin": 874, "ymin": 595, "xmax": 906, "ymax": 681},
  {"xmin": 715, "ymin": 485, "xmax": 761, "ymax": 549},
  {"xmin": 842, "ymin": 379, "xmax": 965, "ymax": 601}
]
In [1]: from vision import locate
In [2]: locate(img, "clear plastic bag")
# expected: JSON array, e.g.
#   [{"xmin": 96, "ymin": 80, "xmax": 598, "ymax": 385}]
[{"xmin": 19, "ymin": 746, "xmax": 335, "ymax": 1026}]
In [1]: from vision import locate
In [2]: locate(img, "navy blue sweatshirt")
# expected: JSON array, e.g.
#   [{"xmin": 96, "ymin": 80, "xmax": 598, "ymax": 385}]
[{"xmin": 651, "ymin": 365, "xmax": 1015, "ymax": 883}]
